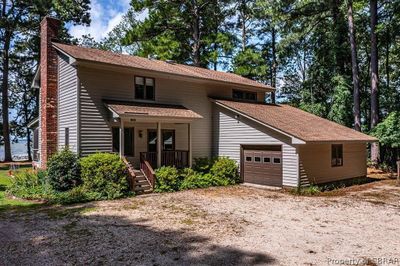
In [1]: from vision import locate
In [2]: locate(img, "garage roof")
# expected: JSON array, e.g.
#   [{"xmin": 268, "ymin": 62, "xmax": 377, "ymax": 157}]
[{"xmin": 213, "ymin": 99, "xmax": 377, "ymax": 143}]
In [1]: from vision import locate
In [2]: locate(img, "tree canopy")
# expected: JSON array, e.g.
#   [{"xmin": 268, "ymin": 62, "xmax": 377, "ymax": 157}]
[{"xmin": 2, "ymin": 0, "xmax": 400, "ymax": 167}]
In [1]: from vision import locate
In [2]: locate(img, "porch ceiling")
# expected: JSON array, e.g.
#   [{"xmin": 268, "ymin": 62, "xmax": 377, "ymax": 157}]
[{"xmin": 104, "ymin": 99, "xmax": 203, "ymax": 122}]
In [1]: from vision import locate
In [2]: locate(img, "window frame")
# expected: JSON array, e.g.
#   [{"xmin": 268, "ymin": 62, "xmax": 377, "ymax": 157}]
[
  {"xmin": 245, "ymin": 156, "xmax": 252, "ymax": 162},
  {"xmin": 232, "ymin": 89, "xmax": 257, "ymax": 102},
  {"xmin": 273, "ymin": 157, "xmax": 281, "ymax": 164},
  {"xmin": 64, "ymin": 128, "xmax": 69, "ymax": 147},
  {"xmin": 331, "ymin": 144, "xmax": 343, "ymax": 167},
  {"xmin": 263, "ymin": 157, "xmax": 271, "ymax": 163},
  {"xmin": 134, "ymin": 76, "xmax": 155, "ymax": 101}
]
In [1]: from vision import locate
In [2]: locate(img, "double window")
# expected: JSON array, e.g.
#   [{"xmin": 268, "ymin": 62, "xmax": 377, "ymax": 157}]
[
  {"xmin": 135, "ymin": 76, "xmax": 155, "ymax": 100},
  {"xmin": 331, "ymin": 144, "xmax": 343, "ymax": 167},
  {"xmin": 233, "ymin": 89, "xmax": 257, "ymax": 102},
  {"xmin": 148, "ymin": 129, "xmax": 175, "ymax": 152}
]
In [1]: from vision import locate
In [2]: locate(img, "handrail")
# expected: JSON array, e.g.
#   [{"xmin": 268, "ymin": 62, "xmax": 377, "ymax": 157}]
[
  {"xmin": 122, "ymin": 156, "xmax": 136, "ymax": 190},
  {"xmin": 140, "ymin": 154, "xmax": 156, "ymax": 188}
]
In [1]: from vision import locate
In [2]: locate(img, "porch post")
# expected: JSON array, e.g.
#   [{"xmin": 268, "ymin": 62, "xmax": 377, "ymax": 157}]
[
  {"xmin": 157, "ymin": 122, "xmax": 162, "ymax": 168},
  {"xmin": 188, "ymin": 123, "xmax": 192, "ymax": 167},
  {"xmin": 119, "ymin": 119, "xmax": 124, "ymax": 158}
]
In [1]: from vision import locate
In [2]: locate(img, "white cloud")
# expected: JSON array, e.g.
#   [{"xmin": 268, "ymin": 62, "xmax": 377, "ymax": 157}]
[{"xmin": 69, "ymin": 0, "xmax": 130, "ymax": 41}]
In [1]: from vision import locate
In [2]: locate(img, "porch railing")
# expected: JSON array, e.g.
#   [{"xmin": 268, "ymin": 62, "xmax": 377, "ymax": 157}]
[
  {"xmin": 140, "ymin": 150, "xmax": 189, "ymax": 169},
  {"xmin": 140, "ymin": 154, "xmax": 156, "ymax": 188},
  {"xmin": 122, "ymin": 156, "xmax": 136, "ymax": 190}
]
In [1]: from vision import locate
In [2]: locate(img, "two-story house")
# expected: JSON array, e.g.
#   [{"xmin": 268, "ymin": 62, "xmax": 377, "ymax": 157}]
[{"xmin": 31, "ymin": 17, "xmax": 376, "ymax": 192}]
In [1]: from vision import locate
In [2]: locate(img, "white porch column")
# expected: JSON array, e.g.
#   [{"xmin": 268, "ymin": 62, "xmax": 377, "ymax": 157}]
[
  {"xmin": 119, "ymin": 119, "xmax": 124, "ymax": 158},
  {"xmin": 188, "ymin": 123, "xmax": 192, "ymax": 168},
  {"xmin": 157, "ymin": 122, "xmax": 162, "ymax": 168}
]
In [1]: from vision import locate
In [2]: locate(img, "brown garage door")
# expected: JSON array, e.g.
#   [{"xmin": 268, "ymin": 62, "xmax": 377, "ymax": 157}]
[{"xmin": 242, "ymin": 146, "xmax": 282, "ymax": 187}]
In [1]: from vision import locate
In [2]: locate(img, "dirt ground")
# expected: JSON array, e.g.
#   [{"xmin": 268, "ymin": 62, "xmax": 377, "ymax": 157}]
[{"xmin": 1, "ymin": 179, "xmax": 399, "ymax": 266}]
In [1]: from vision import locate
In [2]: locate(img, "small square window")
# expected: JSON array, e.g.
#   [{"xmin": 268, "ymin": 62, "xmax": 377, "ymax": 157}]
[
  {"xmin": 135, "ymin": 76, "xmax": 155, "ymax": 100},
  {"xmin": 254, "ymin": 156, "xmax": 261, "ymax": 162},
  {"xmin": 245, "ymin": 156, "xmax": 252, "ymax": 162},
  {"xmin": 263, "ymin": 157, "xmax": 271, "ymax": 163},
  {"xmin": 273, "ymin": 158, "xmax": 281, "ymax": 164}
]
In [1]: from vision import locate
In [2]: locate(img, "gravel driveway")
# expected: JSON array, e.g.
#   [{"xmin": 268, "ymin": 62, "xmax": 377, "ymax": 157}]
[{"xmin": 1, "ymin": 181, "xmax": 399, "ymax": 266}]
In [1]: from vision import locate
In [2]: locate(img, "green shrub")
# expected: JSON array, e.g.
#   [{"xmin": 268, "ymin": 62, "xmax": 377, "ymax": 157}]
[
  {"xmin": 154, "ymin": 158, "xmax": 239, "ymax": 192},
  {"xmin": 292, "ymin": 185, "xmax": 322, "ymax": 196},
  {"xmin": 180, "ymin": 172, "xmax": 230, "ymax": 190},
  {"xmin": 193, "ymin": 157, "xmax": 216, "ymax": 174},
  {"xmin": 49, "ymin": 186, "xmax": 92, "ymax": 205},
  {"xmin": 210, "ymin": 157, "xmax": 239, "ymax": 184},
  {"xmin": 47, "ymin": 148, "xmax": 81, "ymax": 191},
  {"xmin": 80, "ymin": 153, "xmax": 129, "ymax": 199},
  {"xmin": 154, "ymin": 166, "xmax": 181, "ymax": 192},
  {"xmin": 180, "ymin": 170, "xmax": 210, "ymax": 190},
  {"xmin": 8, "ymin": 169, "xmax": 51, "ymax": 199}
]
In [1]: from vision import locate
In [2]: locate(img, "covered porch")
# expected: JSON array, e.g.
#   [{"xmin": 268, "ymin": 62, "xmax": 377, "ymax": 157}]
[{"xmin": 105, "ymin": 100, "xmax": 202, "ymax": 171}]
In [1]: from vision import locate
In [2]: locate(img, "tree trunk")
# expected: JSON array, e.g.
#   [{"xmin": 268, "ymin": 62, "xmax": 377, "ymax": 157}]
[
  {"xmin": 191, "ymin": 4, "xmax": 201, "ymax": 67},
  {"xmin": 347, "ymin": 0, "xmax": 361, "ymax": 131},
  {"xmin": 385, "ymin": 28, "xmax": 390, "ymax": 101},
  {"xmin": 241, "ymin": 16, "xmax": 246, "ymax": 52},
  {"xmin": 271, "ymin": 27, "xmax": 277, "ymax": 104},
  {"xmin": 370, "ymin": 0, "xmax": 380, "ymax": 164},
  {"xmin": 1, "ymin": 31, "xmax": 12, "ymax": 162},
  {"xmin": 331, "ymin": 0, "xmax": 346, "ymax": 74}
]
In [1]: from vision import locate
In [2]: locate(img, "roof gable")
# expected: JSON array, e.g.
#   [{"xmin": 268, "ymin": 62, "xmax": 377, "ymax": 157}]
[{"xmin": 52, "ymin": 42, "xmax": 273, "ymax": 91}]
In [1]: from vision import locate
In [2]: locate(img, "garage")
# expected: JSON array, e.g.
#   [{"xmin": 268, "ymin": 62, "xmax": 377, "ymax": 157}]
[{"xmin": 241, "ymin": 145, "xmax": 283, "ymax": 187}]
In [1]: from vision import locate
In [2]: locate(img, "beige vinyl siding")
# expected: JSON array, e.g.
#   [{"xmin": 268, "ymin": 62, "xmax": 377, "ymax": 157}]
[
  {"xmin": 213, "ymin": 105, "xmax": 299, "ymax": 187},
  {"xmin": 299, "ymin": 143, "xmax": 367, "ymax": 184},
  {"xmin": 78, "ymin": 66, "xmax": 217, "ymax": 159},
  {"xmin": 58, "ymin": 54, "xmax": 78, "ymax": 153}
]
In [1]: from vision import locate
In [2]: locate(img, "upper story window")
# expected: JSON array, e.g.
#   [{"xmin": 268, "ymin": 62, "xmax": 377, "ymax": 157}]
[
  {"xmin": 233, "ymin": 89, "xmax": 257, "ymax": 102},
  {"xmin": 331, "ymin": 144, "xmax": 343, "ymax": 167},
  {"xmin": 135, "ymin": 76, "xmax": 155, "ymax": 100}
]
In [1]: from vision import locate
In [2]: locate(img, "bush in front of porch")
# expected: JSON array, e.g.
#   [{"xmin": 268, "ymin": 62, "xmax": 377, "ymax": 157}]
[
  {"xmin": 8, "ymin": 151, "xmax": 132, "ymax": 204},
  {"xmin": 154, "ymin": 157, "xmax": 239, "ymax": 193}
]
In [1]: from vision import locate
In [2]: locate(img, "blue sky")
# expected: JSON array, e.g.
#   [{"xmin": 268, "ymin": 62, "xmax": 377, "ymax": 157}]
[{"xmin": 68, "ymin": 0, "xmax": 132, "ymax": 41}]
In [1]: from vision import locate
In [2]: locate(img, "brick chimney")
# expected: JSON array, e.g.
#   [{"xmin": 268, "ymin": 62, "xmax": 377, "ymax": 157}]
[{"xmin": 40, "ymin": 17, "xmax": 61, "ymax": 167}]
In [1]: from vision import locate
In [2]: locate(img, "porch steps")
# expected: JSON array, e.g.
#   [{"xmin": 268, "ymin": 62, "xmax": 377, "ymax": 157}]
[
  {"xmin": 133, "ymin": 170, "xmax": 153, "ymax": 194},
  {"xmin": 122, "ymin": 157, "xmax": 153, "ymax": 194}
]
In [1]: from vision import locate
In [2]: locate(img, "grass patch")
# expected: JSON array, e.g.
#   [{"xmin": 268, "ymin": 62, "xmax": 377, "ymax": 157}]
[
  {"xmin": 0, "ymin": 166, "xmax": 42, "ymax": 212},
  {"xmin": 181, "ymin": 218, "xmax": 194, "ymax": 225},
  {"xmin": 122, "ymin": 200, "xmax": 145, "ymax": 210}
]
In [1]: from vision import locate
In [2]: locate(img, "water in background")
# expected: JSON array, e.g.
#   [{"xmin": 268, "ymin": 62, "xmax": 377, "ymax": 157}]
[{"xmin": 0, "ymin": 140, "xmax": 29, "ymax": 161}]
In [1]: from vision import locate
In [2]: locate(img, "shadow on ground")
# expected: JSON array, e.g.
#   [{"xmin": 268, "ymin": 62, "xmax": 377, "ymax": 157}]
[{"xmin": 1, "ymin": 204, "xmax": 275, "ymax": 265}]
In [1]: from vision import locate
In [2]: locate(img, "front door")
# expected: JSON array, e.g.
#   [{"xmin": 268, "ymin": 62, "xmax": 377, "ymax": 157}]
[{"xmin": 112, "ymin": 127, "xmax": 134, "ymax": 156}]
